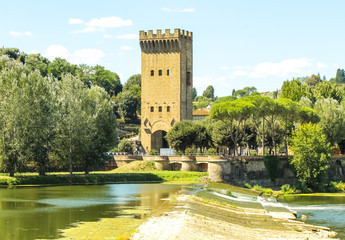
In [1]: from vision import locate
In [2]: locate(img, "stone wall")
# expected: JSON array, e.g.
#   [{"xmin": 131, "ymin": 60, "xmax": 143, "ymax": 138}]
[{"xmin": 112, "ymin": 155, "xmax": 345, "ymax": 186}]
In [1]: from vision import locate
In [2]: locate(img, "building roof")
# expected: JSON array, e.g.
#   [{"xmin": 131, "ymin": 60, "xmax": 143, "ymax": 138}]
[{"xmin": 192, "ymin": 108, "xmax": 210, "ymax": 116}]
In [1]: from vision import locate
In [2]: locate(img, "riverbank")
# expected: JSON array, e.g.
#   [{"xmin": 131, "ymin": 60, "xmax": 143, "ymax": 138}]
[
  {"xmin": 132, "ymin": 194, "xmax": 338, "ymax": 240},
  {"xmin": 0, "ymin": 171, "xmax": 207, "ymax": 187}
]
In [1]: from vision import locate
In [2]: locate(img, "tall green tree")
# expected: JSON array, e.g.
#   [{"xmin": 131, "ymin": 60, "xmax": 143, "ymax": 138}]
[
  {"xmin": 315, "ymin": 98, "xmax": 345, "ymax": 146},
  {"xmin": 123, "ymin": 74, "xmax": 141, "ymax": 91},
  {"xmin": 166, "ymin": 120, "xmax": 196, "ymax": 152},
  {"xmin": 25, "ymin": 53, "xmax": 50, "ymax": 77},
  {"xmin": 290, "ymin": 123, "xmax": 331, "ymax": 190},
  {"xmin": 281, "ymin": 79, "xmax": 308, "ymax": 102},
  {"xmin": 48, "ymin": 58, "xmax": 77, "ymax": 80},
  {"xmin": 203, "ymin": 85, "xmax": 215, "ymax": 100},
  {"xmin": 91, "ymin": 65, "xmax": 122, "ymax": 96},
  {"xmin": 19, "ymin": 72, "xmax": 58, "ymax": 175},
  {"xmin": 0, "ymin": 56, "xmax": 29, "ymax": 176}
]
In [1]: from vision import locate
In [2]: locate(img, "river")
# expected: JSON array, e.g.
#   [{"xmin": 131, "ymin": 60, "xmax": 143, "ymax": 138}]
[
  {"xmin": 0, "ymin": 184, "xmax": 344, "ymax": 240},
  {"xmin": 0, "ymin": 184, "xmax": 183, "ymax": 240}
]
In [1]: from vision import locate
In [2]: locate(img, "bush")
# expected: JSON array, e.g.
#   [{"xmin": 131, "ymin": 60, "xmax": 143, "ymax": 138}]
[
  {"xmin": 244, "ymin": 183, "xmax": 252, "ymax": 189},
  {"xmin": 118, "ymin": 138, "xmax": 133, "ymax": 154},
  {"xmin": 331, "ymin": 181, "xmax": 345, "ymax": 192},
  {"xmin": 149, "ymin": 149, "xmax": 159, "ymax": 155},
  {"xmin": 206, "ymin": 148, "xmax": 217, "ymax": 156},
  {"xmin": 185, "ymin": 147, "xmax": 194, "ymax": 155}
]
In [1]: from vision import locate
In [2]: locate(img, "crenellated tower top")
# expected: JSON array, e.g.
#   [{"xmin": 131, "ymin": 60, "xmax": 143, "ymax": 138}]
[
  {"xmin": 139, "ymin": 29, "xmax": 192, "ymax": 53},
  {"xmin": 139, "ymin": 29, "xmax": 192, "ymax": 40}
]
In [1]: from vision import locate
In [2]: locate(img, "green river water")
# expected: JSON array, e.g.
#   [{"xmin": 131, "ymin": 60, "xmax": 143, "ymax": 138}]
[{"xmin": 0, "ymin": 184, "xmax": 344, "ymax": 240}]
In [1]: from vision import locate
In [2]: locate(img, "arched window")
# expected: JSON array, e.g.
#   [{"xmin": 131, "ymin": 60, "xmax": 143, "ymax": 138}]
[
  {"xmin": 158, "ymin": 70, "xmax": 162, "ymax": 76},
  {"xmin": 158, "ymin": 106, "xmax": 162, "ymax": 112},
  {"xmin": 151, "ymin": 70, "xmax": 154, "ymax": 76},
  {"xmin": 167, "ymin": 106, "xmax": 170, "ymax": 112},
  {"xmin": 150, "ymin": 106, "xmax": 154, "ymax": 112},
  {"xmin": 167, "ymin": 69, "xmax": 171, "ymax": 76}
]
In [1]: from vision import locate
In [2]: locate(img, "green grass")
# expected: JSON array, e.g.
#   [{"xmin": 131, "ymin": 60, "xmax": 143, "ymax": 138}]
[{"xmin": 0, "ymin": 171, "xmax": 207, "ymax": 187}]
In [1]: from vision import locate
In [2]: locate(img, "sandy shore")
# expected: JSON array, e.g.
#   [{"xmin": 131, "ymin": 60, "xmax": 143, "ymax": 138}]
[{"xmin": 131, "ymin": 195, "xmax": 338, "ymax": 240}]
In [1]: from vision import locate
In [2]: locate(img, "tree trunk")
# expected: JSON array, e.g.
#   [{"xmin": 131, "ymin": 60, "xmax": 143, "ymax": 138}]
[
  {"xmin": 284, "ymin": 119, "xmax": 288, "ymax": 156},
  {"xmin": 262, "ymin": 116, "xmax": 265, "ymax": 156},
  {"xmin": 242, "ymin": 121, "xmax": 250, "ymax": 156}
]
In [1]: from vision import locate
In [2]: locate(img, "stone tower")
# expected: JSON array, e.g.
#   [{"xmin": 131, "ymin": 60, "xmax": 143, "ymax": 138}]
[{"xmin": 139, "ymin": 29, "xmax": 193, "ymax": 153}]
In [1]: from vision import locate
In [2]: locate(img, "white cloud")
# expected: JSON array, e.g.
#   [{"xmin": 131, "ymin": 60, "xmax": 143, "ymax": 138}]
[
  {"xmin": 317, "ymin": 61, "xmax": 327, "ymax": 68},
  {"xmin": 70, "ymin": 49, "xmax": 105, "ymax": 65},
  {"xmin": 162, "ymin": 7, "xmax": 195, "ymax": 12},
  {"xmin": 45, "ymin": 45, "xmax": 70, "ymax": 59},
  {"xmin": 234, "ymin": 70, "xmax": 247, "ymax": 76},
  {"xmin": 74, "ymin": 27, "xmax": 97, "ymax": 33},
  {"xmin": 103, "ymin": 33, "xmax": 137, "ymax": 39},
  {"xmin": 10, "ymin": 31, "xmax": 21, "ymax": 36},
  {"xmin": 69, "ymin": 18, "xmax": 83, "ymax": 24},
  {"xmin": 10, "ymin": 31, "xmax": 32, "ymax": 36},
  {"xmin": 74, "ymin": 16, "xmax": 132, "ymax": 33},
  {"xmin": 86, "ymin": 16, "xmax": 132, "ymax": 29},
  {"xmin": 220, "ymin": 66, "xmax": 229, "ymax": 70},
  {"xmin": 44, "ymin": 45, "xmax": 105, "ymax": 65},
  {"xmin": 248, "ymin": 58, "xmax": 312, "ymax": 78},
  {"xmin": 121, "ymin": 46, "xmax": 132, "ymax": 51},
  {"xmin": 116, "ymin": 34, "xmax": 137, "ymax": 39},
  {"xmin": 30, "ymin": 50, "xmax": 39, "ymax": 54}
]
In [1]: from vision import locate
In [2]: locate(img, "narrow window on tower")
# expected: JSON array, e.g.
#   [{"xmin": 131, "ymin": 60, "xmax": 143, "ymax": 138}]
[
  {"xmin": 159, "ymin": 70, "xmax": 162, "ymax": 76},
  {"xmin": 167, "ymin": 69, "xmax": 171, "ymax": 76},
  {"xmin": 151, "ymin": 70, "xmax": 154, "ymax": 76},
  {"xmin": 158, "ymin": 106, "xmax": 162, "ymax": 112},
  {"xmin": 150, "ymin": 106, "xmax": 154, "ymax": 112},
  {"xmin": 167, "ymin": 106, "xmax": 170, "ymax": 112}
]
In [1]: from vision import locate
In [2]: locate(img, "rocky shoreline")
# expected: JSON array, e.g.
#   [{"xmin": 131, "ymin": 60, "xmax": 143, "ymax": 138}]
[{"xmin": 131, "ymin": 195, "xmax": 338, "ymax": 240}]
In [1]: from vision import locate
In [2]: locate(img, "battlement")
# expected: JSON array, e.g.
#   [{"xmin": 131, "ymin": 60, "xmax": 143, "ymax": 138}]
[{"xmin": 139, "ymin": 29, "xmax": 192, "ymax": 41}]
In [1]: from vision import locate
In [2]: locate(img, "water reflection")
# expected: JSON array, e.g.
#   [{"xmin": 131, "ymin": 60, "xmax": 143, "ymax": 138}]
[{"xmin": 0, "ymin": 184, "xmax": 182, "ymax": 240}]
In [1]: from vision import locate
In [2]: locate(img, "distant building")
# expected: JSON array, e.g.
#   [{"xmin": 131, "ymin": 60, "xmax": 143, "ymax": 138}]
[{"xmin": 192, "ymin": 108, "xmax": 209, "ymax": 121}]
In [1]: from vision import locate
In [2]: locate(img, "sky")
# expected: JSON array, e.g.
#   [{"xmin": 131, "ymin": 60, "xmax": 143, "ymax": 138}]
[{"xmin": 1, "ymin": 0, "xmax": 345, "ymax": 97}]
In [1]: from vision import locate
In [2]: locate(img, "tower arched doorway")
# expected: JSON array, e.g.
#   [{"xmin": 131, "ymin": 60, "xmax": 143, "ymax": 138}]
[{"xmin": 151, "ymin": 130, "xmax": 169, "ymax": 151}]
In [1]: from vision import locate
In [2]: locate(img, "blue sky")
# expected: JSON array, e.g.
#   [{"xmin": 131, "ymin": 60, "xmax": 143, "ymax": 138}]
[{"xmin": 1, "ymin": 0, "xmax": 345, "ymax": 97}]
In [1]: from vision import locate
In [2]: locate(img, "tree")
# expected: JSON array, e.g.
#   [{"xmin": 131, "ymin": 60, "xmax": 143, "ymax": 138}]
[
  {"xmin": 313, "ymin": 81, "xmax": 342, "ymax": 102},
  {"xmin": 54, "ymin": 75, "xmax": 88, "ymax": 174},
  {"xmin": 305, "ymin": 74, "xmax": 321, "ymax": 87},
  {"xmin": 246, "ymin": 95, "xmax": 274, "ymax": 156},
  {"xmin": 118, "ymin": 138, "xmax": 133, "ymax": 154},
  {"xmin": 0, "ymin": 56, "xmax": 29, "ymax": 176},
  {"xmin": 290, "ymin": 123, "xmax": 331, "ymax": 190},
  {"xmin": 210, "ymin": 98, "xmax": 254, "ymax": 155},
  {"xmin": 203, "ymin": 85, "xmax": 215, "ymax": 100},
  {"xmin": 166, "ymin": 121, "xmax": 196, "ymax": 152},
  {"xmin": 123, "ymin": 74, "xmax": 141, "ymax": 91},
  {"xmin": 192, "ymin": 87, "xmax": 197, "ymax": 100},
  {"xmin": 25, "ymin": 53, "xmax": 50, "ymax": 76},
  {"xmin": 214, "ymin": 95, "xmax": 236, "ymax": 104},
  {"xmin": 48, "ymin": 58, "xmax": 77, "ymax": 80},
  {"xmin": 19, "ymin": 72, "xmax": 58, "ymax": 176},
  {"xmin": 276, "ymin": 98, "xmax": 300, "ymax": 155},
  {"xmin": 335, "ymin": 69, "xmax": 345, "ymax": 84},
  {"xmin": 117, "ymin": 89, "xmax": 140, "ymax": 120},
  {"xmin": 0, "ymin": 48, "xmax": 21, "ymax": 60},
  {"xmin": 91, "ymin": 65, "xmax": 122, "ymax": 96},
  {"xmin": 315, "ymin": 98, "xmax": 345, "ymax": 146},
  {"xmin": 79, "ymin": 86, "xmax": 117, "ymax": 173},
  {"xmin": 281, "ymin": 79, "xmax": 308, "ymax": 102}
]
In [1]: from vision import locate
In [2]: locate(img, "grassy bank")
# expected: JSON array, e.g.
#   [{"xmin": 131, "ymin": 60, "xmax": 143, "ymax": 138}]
[{"xmin": 0, "ymin": 161, "xmax": 207, "ymax": 188}]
